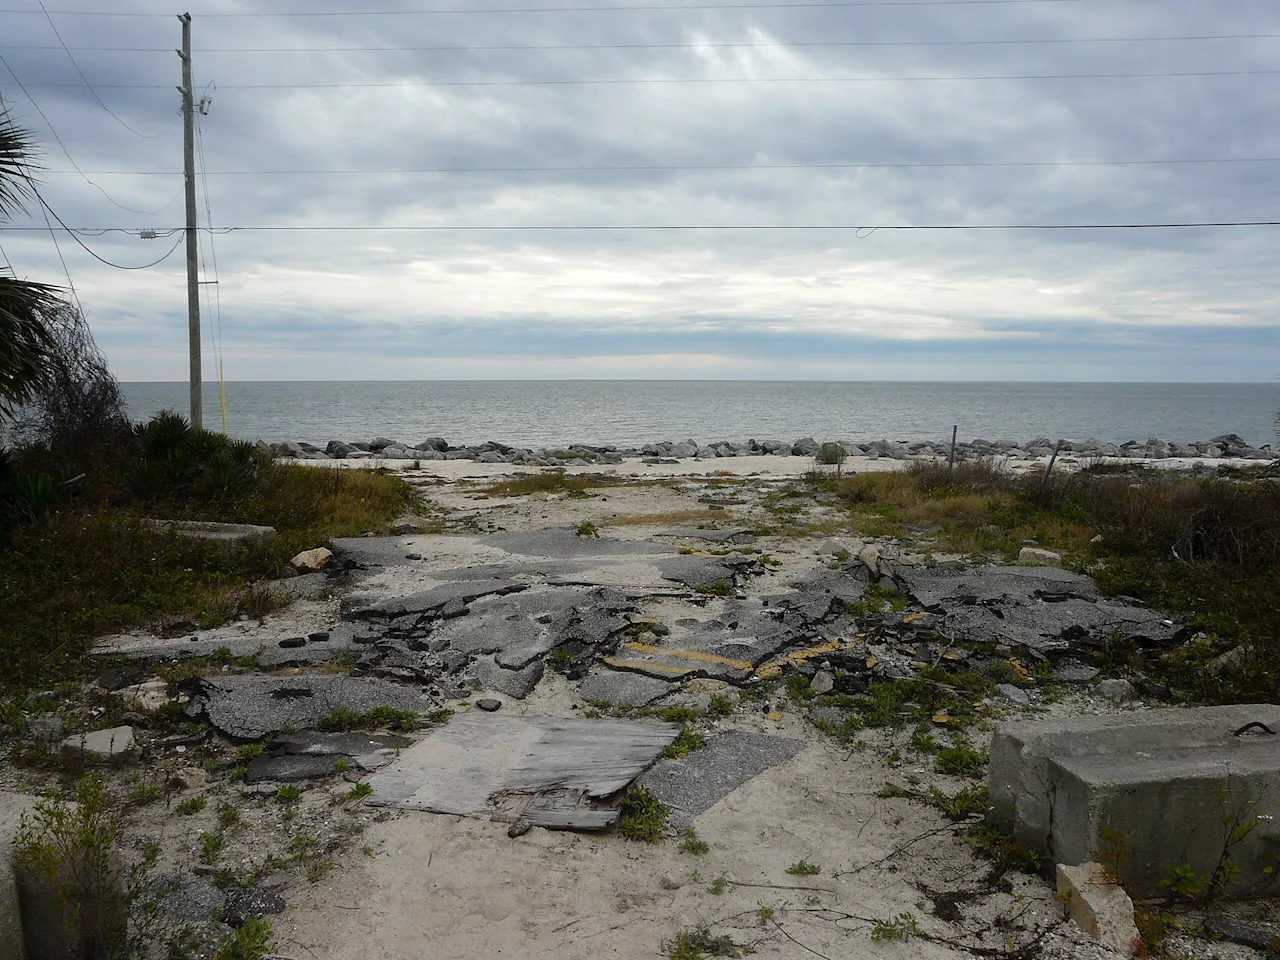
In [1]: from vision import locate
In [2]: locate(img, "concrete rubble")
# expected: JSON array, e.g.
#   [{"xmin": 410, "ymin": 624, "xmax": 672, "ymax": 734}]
[
  {"xmin": 60, "ymin": 463, "xmax": 1280, "ymax": 959},
  {"xmin": 991, "ymin": 704, "xmax": 1280, "ymax": 898},
  {"xmin": 1056, "ymin": 861, "xmax": 1140, "ymax": 956}
]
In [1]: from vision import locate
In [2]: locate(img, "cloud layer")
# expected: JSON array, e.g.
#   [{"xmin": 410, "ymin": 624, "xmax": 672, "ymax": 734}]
[{"xmin": 1, "ymin": 0, "xmax": 1278, "ymax": 380}]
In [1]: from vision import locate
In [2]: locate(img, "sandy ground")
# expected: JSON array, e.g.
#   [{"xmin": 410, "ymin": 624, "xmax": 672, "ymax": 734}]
[
  {"xmin": 263, "ymin": 467, "xmax": 1067, "ymax": 960},
  {"xmin": 274, "ymin": 675, "xmax": 1058, "ymax": 960},
  {"xmin": 79, "ymin": 456, "xmax": 1272, "ymax": 959}
]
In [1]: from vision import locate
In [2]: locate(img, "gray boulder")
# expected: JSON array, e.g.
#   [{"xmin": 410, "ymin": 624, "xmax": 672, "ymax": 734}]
[
  {"xmin": 669, "ymin": 441, "xmax": 698, "ymax": 458},
  {"xmin": 326, "ymin": 440, "xmax": 354, "ymax": 458},
  {"xmin": 792, "ymin": 437, "xmax": 819, "ymax": 457}
]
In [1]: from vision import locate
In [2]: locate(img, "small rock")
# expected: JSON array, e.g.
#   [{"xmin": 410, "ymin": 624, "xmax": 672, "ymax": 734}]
[
  {"xmin": 476, "ymin": 698, "xmax": 502, "ymax": 713},
  {"xmin": 60, "ymin": 725, "xmax": 139, "ymax": 764},
  {"xmin": 117, "ymin": 678, "xmax": 171, "ymax": 711},
  {"xmin": 659, "ymin": 873, "xmax": 685, "ymax": 891},
  {"xmin": 1095, "ymin": 678, "xmax": 1136, "ymax": 703},
  {"xmin": 1018, "ymin": 546, "xmax": 1062, "ymax": 567},
  {"xmin": 278, "ymin": 637, "xmax": 307, "ymax": 649},
  {"xmin": 307, "ymin": 632, "xmax": 330, "ymax": 643},
  {"xmin": 993, "ymin": 683, "xmax": 1030, "ymax": 706},
  {"xmin": 808, "ymin": 670, "xmax": 835, "ymax": 696},
  {"xmin": 1203, "ymin": 915, "xmax": 1280, "ymax": 952},
  {"xmin": 222, "ymin": 887, "xmax": 287, "ymax": 927},
  {"xmin": 169, "ymin": 766, "xmax": 207, "ymax": 791},
  {"xmin": 508, "ymin": 819, "xmax": 532, "ymax": 838},
  {"xmin": 24, "ymin": 714, "xmax": 65, "ymax": 742},
  {"xmin": 290, "ymin": 547, "xmax": 334, "ymax": 573},
  {"xmin": 1056, "ymin": 862, "xmax": 1140, "ymax": 956}
]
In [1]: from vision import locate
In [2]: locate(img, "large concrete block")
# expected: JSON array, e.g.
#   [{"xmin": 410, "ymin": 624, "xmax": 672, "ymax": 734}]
[
  {"xmin": 0, "ymin": 793, "xmax": 38, "ymax": 960},
  {"xmin": 988, "ymin": 704, "xmax": 1280, "ymax": 853},
  {"xmin": 1051, "ymin": 743, "xmax": 1280, "ymax": 898}
]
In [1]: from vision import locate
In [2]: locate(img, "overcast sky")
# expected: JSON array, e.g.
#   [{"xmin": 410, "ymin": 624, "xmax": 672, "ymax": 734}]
[{"xmin": 0, "ymin": 0, "xmax": 1277, "ymax": 381}]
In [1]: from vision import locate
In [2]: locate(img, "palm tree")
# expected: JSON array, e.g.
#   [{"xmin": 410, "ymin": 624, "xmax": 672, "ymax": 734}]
[{"xmin": 0, "ymin": 104, "xmax": 59, "ymax": 417}]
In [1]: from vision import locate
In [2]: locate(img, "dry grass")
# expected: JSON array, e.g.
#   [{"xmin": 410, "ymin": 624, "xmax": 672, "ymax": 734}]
[{"xmin": 479, "ymin": 472, "xmax": 619, "ymax": 498}]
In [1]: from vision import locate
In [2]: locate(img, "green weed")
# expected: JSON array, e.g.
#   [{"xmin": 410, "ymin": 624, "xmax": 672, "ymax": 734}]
[{"xmin": 617, "ymin": 787, "xmax": 670, "ymax": 843}]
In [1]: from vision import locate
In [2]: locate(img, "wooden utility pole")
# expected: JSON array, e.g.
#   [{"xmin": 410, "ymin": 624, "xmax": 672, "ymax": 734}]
[{"xmin": 178, "ymin": 12, "xmax": 201, "ymax": 429}]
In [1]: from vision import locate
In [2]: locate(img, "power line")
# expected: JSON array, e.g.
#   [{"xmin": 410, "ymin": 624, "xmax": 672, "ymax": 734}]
[
  {"xmin": 7, "ymin": 220, "xmax": 1280, "ymax": 232},
  {"xmin": 39, "ymin": 157, "xmax": 1280, "ymax": 177},
  {"xmin": 22, "ymin": 69, "xmax": 1280, "ymax": 89},
  {"xmin": 0, "ymin": 0, "xmax": 1217, "ymax": 16},
  {"xmin": 0, "ymin": 51, "xmax": 178, "ymax": 216},
  {"xmin": 29, "ymin": 187, "xmax": 186, "ymax": 268},
  {"xmin": 6, "ymin": 32, "xmax": 1279, "ymax": 52},
  {"xmin": 35, "ymin": 0, "xmax": 169, "ymax": 139}
]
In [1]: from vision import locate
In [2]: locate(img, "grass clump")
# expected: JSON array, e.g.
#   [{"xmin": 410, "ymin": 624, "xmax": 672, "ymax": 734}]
[
  {"xmin": 679, "ymin": 827, "xmax": 710, "ymax": 855},
  {"xmin": 785, "ymin": 859, "xmax": 821, "ymax": 876},
  {"xmin": 576, "ymin": 520, "xmax": 599, "ymax": 538},
  {"xmin": 662, "ymin": 727, "xmax": 707, "ymax": 759},
  {"xmin": 666, "ymin": 925, "xmax": 751, "ymax": 960},
  {"xmin": 870, "ymin": 913, "xmax": 921, "ymax": 943},
  {"xmin": 617, "ymin": 786, "xmax": 670, "ymax": 843},
  {"xmin": 709, "ymin": 694, "xmax": 734, "ymax": 716},
  {"xmin": 481, "ymin": 472, "xmax": 614, "ymax": 498},
  {"xmin": 175, "ymin": 796, "xmax": 206, "ymax": 816},
  {"xmin": 314, "ymin": 706, "xmax": 421, "ymax": 732},
  {"xmin": 935, "ymin": 735, "xmax": 988, "ymax": 778},
  {"xmin": 213, "ymin": 916, "xmax": 275, "ymax": 960},
  {"xmin": 696, "ymin": 579, "xmax": 732, "ymax": 597}
]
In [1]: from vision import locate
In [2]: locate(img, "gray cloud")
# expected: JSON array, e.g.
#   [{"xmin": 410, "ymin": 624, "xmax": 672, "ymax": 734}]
[{"xmin": 1, "ymin": 0, "xmax": 1278, "ymax": 381}]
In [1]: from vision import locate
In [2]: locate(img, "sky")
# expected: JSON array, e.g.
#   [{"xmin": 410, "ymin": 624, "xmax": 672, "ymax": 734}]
[{"xmin": 0, "ymin": 0, "xmax": 1278, "ymax": 382}]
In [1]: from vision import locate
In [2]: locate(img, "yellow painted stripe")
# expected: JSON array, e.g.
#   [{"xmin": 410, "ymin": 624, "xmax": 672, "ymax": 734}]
[
  {"xmin": 622, "ymin": 642, "xmax": 753, "ymax": 672},
  {"xmin": 903, "ymin": 611, "xmax": 929, "ymax": 623}
]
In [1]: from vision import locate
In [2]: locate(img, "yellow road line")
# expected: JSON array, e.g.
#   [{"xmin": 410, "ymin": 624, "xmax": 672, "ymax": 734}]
[{"xmin": 622, "ymin": 642, "xmax": 753, "ymax": 672}]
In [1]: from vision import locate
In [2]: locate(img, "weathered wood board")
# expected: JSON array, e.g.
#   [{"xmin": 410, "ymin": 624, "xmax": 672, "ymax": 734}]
[{"xmin": 366, "ymin": 713, "xmax": 679, "ymax": 830}]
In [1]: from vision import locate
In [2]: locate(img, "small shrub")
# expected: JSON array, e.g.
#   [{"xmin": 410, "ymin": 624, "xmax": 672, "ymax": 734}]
[
  {"xmin": 276, "ymin": 784, "xmax": 302, "ymax": 805},
  {"xmin": 213, "ymin": 916, "xmax": 275, "ymax": 960},
  {"xmin": 871, "ymin": 913, "xmax": 921, "ymax": 943},
  {"xmin": 697, "ymin": 579, "xmax": 732, "ymax": 597},
  {"xmin": 709, "ymin": 694, "xmax": 733, "ymax": 716},
  {"xmin": 666, "ymin": 924, "xmax": 750, "ymax": 959},
  {"xmin": 662, "ymin": 727, "xmax": 707, "ymax": 759},
  {"xmin": 198, "ymin": 831, "xmax": 224, "ymax": 864},
  {"xmin": 617, "ymin": 787, "xmax": 669, "ymax": 843},
  {"xmin": 679, "ymin": 827, "xmax": 709, "ymax": 855},
  {"xmin": 658, "ymin": 705, "xmax": 698, "ymax": 724},
  {"xmin": 345, "ymin": 782, "xmax": 373, "ymax": 802},
  {"xmin": 576, "ymin": 520, "xmax": 599, "ymax": 538},
  {"xmin": 785, "ymin": 859, "xmax": 821, "ymax": 876},
  {"xmin": 175, "ymin": 796, "xmax": 206, "ymax": 816},
  {"xmin": 935, "ymin": 736, "xmax": 988, "ymax": 778},
  {"xmin": 710, "ymin": 876, "xmax": 728, "ymax": 895}
]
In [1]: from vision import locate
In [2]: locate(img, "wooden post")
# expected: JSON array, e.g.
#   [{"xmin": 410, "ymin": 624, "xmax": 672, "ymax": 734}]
[
  {"xmin": 947, "ymin": 425, "xmax": 958, "ymax": 472},
  {"xmin": 178, "ymin": 13, "xmax": 201, "ymax": 429},
  {"xmin": 1038, "ymin": 439, "xmax": 1064, "ymax": 503}
]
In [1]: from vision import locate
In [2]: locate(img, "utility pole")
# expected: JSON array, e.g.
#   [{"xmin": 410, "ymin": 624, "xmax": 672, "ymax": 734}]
[{"xmin": 178, "ymin": 12, "xmax": 201, "ymax": 429}]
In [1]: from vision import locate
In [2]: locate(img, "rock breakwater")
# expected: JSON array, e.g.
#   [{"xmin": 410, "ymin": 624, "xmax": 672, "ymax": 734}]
[{"xmin": 262, "ymin": 432, "xmax": 1274, "ymax": 465}]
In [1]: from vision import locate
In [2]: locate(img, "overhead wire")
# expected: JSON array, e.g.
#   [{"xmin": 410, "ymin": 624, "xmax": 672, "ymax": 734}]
[
  {"xmin": 0, "ymin": 0, "xmax": 1249, "ymax": 16},
  {"xmin": 22, "ymin": 69, "xmax": 1280, "ymax": 89},
  {"xmin": 0, "ymin": 51, "xmax": 181, "ymax": 216},
  {"xmin": 5, "ymin": 32, "xmax": 1279, "ymax": 52},
  {"xmin": 35, "ymin": 0, "xmax": 172, "ymax": 139},
  {"xmin": 6, "ymin": 220, "xmax": 1280, "ymax": 232},
  {"xmin": 29, "ymin": 188, "xmax": 186, "ymax": 268},
  {"xmin": 38, "ymin": 157, "xmax": 1280, "ymax": 176},
  {"xmin": 194, "ymin": 93, "xmax": 228, "ymax": 432}
]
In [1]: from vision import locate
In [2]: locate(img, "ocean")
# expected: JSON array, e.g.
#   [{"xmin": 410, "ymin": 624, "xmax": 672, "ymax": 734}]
[{"xmin": 118, "ymin": 381, "xmax": 1279, "ymax": 449}]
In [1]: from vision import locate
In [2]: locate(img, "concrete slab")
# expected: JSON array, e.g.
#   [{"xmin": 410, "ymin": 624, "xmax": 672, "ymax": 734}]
[
  {"xmin": 0, "ymin": 794, "xmax": 38, "ymax": 960},
  {"xmin": 1051, "ymin": 743, "xmax": 1280, "ymax": 898},
  {"xmin": 989, "ymin": 704, "xmax": 1280, "ymax": 898},
  {"xmin": 579, "ymin": 669, "xmax": 679, "ymax": 707},
  {"xmin": 187, "ymin": 675, "xmax": 437, "ymax": 741},
  {"xmin": 367, "ymin": 713, "xmax": 679, "ymax": 830},
  {"xmin": 142, "ymin": 519, "xmax": 276, "ymax": 544},
  {"xmin": 641, "ymin": 730, "xmax": 808, "ymax": 830}
]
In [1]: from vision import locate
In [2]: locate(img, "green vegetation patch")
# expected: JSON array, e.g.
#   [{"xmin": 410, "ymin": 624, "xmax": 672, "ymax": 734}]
[{"xmin": 617, "ymin": 786, "xmax": 670, "ymax": 843}]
